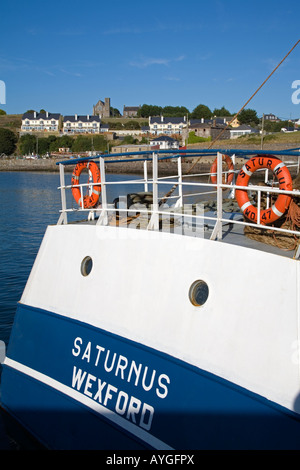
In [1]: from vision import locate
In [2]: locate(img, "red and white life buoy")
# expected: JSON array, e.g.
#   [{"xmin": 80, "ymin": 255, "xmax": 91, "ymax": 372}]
[
  {"xmin": 235, "ymin": 156, "xmax": 293, "ymax": 224},
  {"xmin": 210, "ymin": 154, "xmax": 234, "ymax": 186},
  {"xmin": 71, "ymin": 161, "xmax": 101, "ymax": 208}
]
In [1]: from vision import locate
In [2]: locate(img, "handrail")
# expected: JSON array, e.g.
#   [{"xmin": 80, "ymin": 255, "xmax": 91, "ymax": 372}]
[
  {"xmin": 56, "ymin": 147, "xmax": 300, "ymax": 166},
  {"xmin": 56, "ymin": 149, "xmax": 300, "ymax": 258}
]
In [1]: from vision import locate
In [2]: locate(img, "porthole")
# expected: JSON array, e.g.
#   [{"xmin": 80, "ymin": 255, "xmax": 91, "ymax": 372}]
[
  {"xmin": 189, "ymin": 280, "xmax": 209, "ymax": 306},
  {"xmin": 81, "ymin": 256, "xmax": 93, "ymax": 276}
]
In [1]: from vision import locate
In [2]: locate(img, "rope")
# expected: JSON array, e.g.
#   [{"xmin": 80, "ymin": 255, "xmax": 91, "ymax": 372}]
[
  {"xmin": 160, "ymin": 39, "xmax": 300, "ymax": 205},
  {"xmin": 286, "ymin": 199, "xmax": 300, "ymax": 230},
  {"xmin": 245, "ymin": 197, "xmax": 300, "ymax": 251}
]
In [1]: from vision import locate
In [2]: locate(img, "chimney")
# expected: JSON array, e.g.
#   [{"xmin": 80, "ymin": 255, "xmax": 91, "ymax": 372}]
[
  {"xmin": 87, "ymin": 115, "xmax": 89, "ymax": 120},
  {"xmin": 34, "ymin": 111, "xmax": 36, "ymax": 118},
  {"xmin": 75, "ymin": 114, "xmax": 78, "ymax": 121},
  {"xmin": 46, "ymin": 111, "xmax": 49, "ymax": 118},
  {"xmin": 161, "ymin": 115, "xmax": 163, "ymax": 122},
  {"xmin": 201, "ymin": 118, "xmax": 204, "ymax": 123},
  {"xmin": 184, "ymin": 115, "xmax": 186, "ymax": 122}
]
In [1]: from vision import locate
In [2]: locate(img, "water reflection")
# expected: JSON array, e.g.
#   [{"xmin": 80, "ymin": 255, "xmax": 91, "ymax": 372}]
[{"xmin": 0, "ymin": 172, "xmax": 60, "ymax": 346}]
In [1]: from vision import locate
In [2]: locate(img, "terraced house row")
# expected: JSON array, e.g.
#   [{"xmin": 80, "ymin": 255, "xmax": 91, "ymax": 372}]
[
  {"xmin": 21, "ymin": 112, "xmax": 105, "ymax": 134},
  {"xmin": 21, "ymin": 111, "xmax": 259, "ymax": 139}
]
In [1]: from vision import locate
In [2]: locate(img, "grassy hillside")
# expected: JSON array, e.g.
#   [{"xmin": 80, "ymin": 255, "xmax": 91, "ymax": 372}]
[
  {"xmin": 1, "ymin": 113, "xmax": 300, "ymax": 147},
  {"xmin": 0, "ymin": 114, "xmax": 22, "ymax": 133},
  {"xmin": 235, "ymin": 131, "xmax": 300, "ymax": 145}
]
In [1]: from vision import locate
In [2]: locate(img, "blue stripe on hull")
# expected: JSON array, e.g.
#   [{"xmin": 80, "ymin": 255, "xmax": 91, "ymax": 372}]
[
  {"xmin": 1, "ymin": 367, "xmax": 149, "ymax": 450},
  {"xmin": 2, "ymin": 303, "xmax": 300, "ymax": 449}
]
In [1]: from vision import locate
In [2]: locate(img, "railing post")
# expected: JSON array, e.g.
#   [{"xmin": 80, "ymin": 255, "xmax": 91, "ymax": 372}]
[
  {"xmin": 144, "ymin": 160, "xmax": 148, "ymax": 192},
  {"xmin": 57, "ymin": 163, "xmax": 68, "ymax": 225},
  {"xmin": 264, "ymin": 168, "xmax": 270, "ymax": 209},
  {"xmin": 80, "ymin": 185, "xmax": 84, "ymax": 209},
  {"xmin": 257, "ymin": 189, "xmax": 261, "ymax": 225},
  {"xmin": 229, "ymin": 154, "xmax": 235, "ymax": 199},
  {"xmin": 96, "ymin": 156, "xmax": 108, "ymax": 225},
  {"xmin": 147, "ymin": 152, "xmax": 159, "ymax": 230},
  {"xmin": 210, "ymin": 152, "xmax": 222, "ymax": 240},
  {"xmin": 177, "ymin": 155, "xmax": 183, "ymax": 207}
]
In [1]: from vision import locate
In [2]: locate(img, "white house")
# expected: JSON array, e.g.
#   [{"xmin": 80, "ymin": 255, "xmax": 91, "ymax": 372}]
[
  {"xmin": 150, "ymin": 135, "xmax": 179, "ymax": 150},
  {"xmin": 230, "ymin": 124, "xmax": 258, "ymax": 139},
  {"xmin": 149, "ymin": 116, "xmax": 187, "ymax": 135},
  {"xmin": 292, "ymin": 118, "xmax": 300, "ymax": 127},
  {"xmin": 63, "ymin": 115, "xmax": 101, "ymax": 134},
  {"xmin": 264, "ymin": 113, "xmax": 280, "ymax": 122},
  {"xmin": 21, "ymin": 111, "xmax": 61, "ymax": 132}
]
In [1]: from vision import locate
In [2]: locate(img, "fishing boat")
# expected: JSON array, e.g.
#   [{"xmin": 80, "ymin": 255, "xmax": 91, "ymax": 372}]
[{"xmin": 1, "ymin": 148, "xmax": 300, "ymax": 450}]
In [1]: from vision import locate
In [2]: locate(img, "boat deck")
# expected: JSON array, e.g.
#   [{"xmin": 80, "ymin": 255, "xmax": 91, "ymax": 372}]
[
  {"xmin": 72, "ymin": 207, "xmax": 298, "ymax": 260},
  {"xmin": 210, "ymin": 214, "xmax": 298, "ymax": 259},
  {"xmin": 56, "ymin": 148, "xmax": 300, "ymax": 261}
]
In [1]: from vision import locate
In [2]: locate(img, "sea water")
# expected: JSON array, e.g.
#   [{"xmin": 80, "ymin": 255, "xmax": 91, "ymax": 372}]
[
  {"xmin": 0, "ymin": 171, "xmax": 62, "ymax": 448},
  {"xmin": 0, "ymin": 168, "xmax": 205, "ymax": 448},
  {"xmin": 0, "ymin": 170, "xmax": 147, "ymax": 350}
]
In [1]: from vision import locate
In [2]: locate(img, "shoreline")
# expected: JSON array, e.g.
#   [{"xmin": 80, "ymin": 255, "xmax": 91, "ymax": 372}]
[
  {"xmin": 0, "ymin": 142, "xmax": 299, "ymax": 175},
  {"xmin": 0, "ymin": 156, "xmax": 228, "ymax": 175}
]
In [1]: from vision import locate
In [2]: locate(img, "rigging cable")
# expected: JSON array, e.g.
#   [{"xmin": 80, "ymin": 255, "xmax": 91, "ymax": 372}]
[{"xmin": 160, "ymin": 39, "xmax": 300, "ymax": 204}]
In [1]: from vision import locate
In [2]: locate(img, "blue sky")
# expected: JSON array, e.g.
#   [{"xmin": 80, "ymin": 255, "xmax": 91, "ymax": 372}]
[{"xmin": 1, "ymin": 0, "xmax": 300, "ymax": 119}]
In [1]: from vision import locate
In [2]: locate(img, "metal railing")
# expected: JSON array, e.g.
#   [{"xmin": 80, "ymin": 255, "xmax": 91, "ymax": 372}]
[{"xmin": 56, "ymin": 148, "xmax": 300, "ymax": 257}]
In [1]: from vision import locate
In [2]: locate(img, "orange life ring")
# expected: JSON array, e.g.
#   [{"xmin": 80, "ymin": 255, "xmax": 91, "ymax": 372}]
[
  {"xmin": 210, "ymin": 154, "xmax": 234, "ymax": 186},
  {"xmin": 235, "ymin": 156, "xmax": 293, "ymax": 224},
  {"xmin": 71, "ymin": 161, "xmax": 101, "ymax": 208}
]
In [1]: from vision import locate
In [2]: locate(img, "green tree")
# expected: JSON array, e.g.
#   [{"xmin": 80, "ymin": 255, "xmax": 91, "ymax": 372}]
[
  {"xmin": 0, "ymin": 128, "xmax": 17, "ymax": 155},
  {"xmin": 49, "ymin": 137, "xmax": 60, "ymax": 152},
  {"xmin": 213, "ymin": 106, "xmax": 231, "ymax": 117},
  {"xmin": 58, "ymin": 135, "xmax": 74, "ymax": 148},
  {"xmin": 137, "ymin": 104, "xmax": 163, "ymax": 118},
  {"xmin": 238, "ymin": 108, "xmax": 259, "ymax": 125},
  {"xmin": 19, "ymin": 134, "xmax": 36, "ymax": 155},
  {"xmin": 107, "ymin": 121, "xmax": 123, "ymax": 130},
  {"xmin": 162, "ymin": 106, "xmax": 189, "ymax": 117},
  {"xmin": 124, "ymin": 120, "xmax": 140, "ymax": 129},
  {"xmin": 0, "ymin": 109, "xmax": 7, "ymax": 116},
  {"xmin": 72, "ymin": 136, "xmax": 92, "ymax": 152},
  {"xmin": 36, "ymin": 137, "xmax": 50, "ymax": 155},
  {"xmin": 137, "ymin": 104, "xmax": 190, "ymax": 118},
  {"xmin": 92, "ymin": 135, "xmax": 107, "ymax": 152},
  {"xmin": 190, "ymin": 104, "xmax": 212, "ymax": 120},
  {"xmin": 263, "ymin": 120, "xmax": 294, "ymax": 132},
  {"xmin": 122, "ymin": 135, "xmax": 138, "ymax": 144},
  {"xmin": 110, "ymin": 107, "xmax": 121, "ymax": 117}
]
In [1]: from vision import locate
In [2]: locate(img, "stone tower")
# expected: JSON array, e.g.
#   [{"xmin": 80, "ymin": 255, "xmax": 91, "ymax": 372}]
[
  {"xmin": 104, "ymin": 98, "xmax": 110, "ymax": 118},
  {"xmin": 93, "ymin": 98, "xmax": 111, "ymax": 117}
]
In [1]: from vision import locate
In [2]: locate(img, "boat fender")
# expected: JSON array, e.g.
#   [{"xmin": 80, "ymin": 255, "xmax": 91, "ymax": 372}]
[
  {"xmin": 235, "ymin": 156, "xmax": 293, "ymax": 224},
  {"xmin": 71, "ymin": 161, "xmax": 101, "ymax": 208}
]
